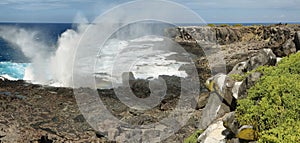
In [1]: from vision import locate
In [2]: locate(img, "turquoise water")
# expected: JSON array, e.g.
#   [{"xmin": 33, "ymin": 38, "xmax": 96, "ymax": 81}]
[
  {"xmin": 0, "ymin": 23, "xmax": 71, "ymax": 80},
  {"xmin": 0, "ymin": 62, "xmax": 29, "ymax": 79}
]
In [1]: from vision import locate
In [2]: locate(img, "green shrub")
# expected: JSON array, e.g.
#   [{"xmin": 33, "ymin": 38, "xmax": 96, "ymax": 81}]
[
  {"xmin": 207, "ymin": 24, "xmax": 215, "ymax": 27},
  {"xmin": 233, "ymin": 24, "xmax": 243, "ymax": 27},
  {"xmin": 220, "ymin": 24, "xmax": 229, "ymax": 27},
  {"xmin": 236, "ymin": 52, "xmax": 300, "ymax": 143},
  {"xmin": 230, "ymin": 70, "xmax": 256, "ymax": 81},
  {"xmin": 184, "ymin": 130, "xmax": 204, "ymax": 143}
]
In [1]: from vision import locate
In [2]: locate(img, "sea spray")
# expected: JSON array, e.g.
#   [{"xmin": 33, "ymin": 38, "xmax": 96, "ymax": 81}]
[
  {"xmin": 0, "ymin": 26, "xmax": 51, "ymax": 84},
  {"xmin": 0, "ymin": 23, "xmax": 88, "ymax": 87}
]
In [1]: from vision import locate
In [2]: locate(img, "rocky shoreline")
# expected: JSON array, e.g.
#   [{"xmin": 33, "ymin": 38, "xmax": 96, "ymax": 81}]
[
  {"xmin": 0, "ymin": 24, "xmax": 300, "ymax": 143},
  {"xmin": 169, "ymin": 24, "xmax": 300, "ymax": 142}
]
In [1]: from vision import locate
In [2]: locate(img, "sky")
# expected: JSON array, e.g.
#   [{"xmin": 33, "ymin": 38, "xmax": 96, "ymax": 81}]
[{"xmin": 0, "ymin": 0, "xmax": 299, "ymax": 23}]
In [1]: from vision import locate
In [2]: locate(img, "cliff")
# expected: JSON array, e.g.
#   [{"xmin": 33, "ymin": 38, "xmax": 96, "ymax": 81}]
[{"xmin": 166, "ymin": 24, "xmax": 300, "ymax": 81}]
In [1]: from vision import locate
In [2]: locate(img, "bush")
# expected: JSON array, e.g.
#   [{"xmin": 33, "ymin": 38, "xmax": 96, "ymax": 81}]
[
  {"xmin": 236, "ymin": 52, "xmax": 300, "ymax": 142},
  {"xmin": 207, "ymin": 24, "xmax": 215, "ymax": 27},
  {"xmin": 220, "ymin": 24, "xmax": 229, "ymax": 27},
  {"xmin": 233, "ymin": 24, "xmax": 243, "ymax": 27},
  {"xmin": 184, "ymin": 130, "xmax": 204, "ymax": 143}
]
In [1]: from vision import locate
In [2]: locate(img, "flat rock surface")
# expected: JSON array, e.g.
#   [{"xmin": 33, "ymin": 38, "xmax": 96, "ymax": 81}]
[{"xmin": 0, "ymin": 79, "xmax": 204, "ymax": 143}]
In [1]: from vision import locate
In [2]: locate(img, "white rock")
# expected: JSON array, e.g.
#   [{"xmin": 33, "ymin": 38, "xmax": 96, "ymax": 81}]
[
  {"xmin": 276, "ymin": 57, "xmax": 282, "ymax": 63},
  {"xmin": 232, "ymin": 82, "xmax": 243, "ymax": 99},
  {"xmin": 197, "ymin": 121, "xmax": 227, "ymax": 143}
]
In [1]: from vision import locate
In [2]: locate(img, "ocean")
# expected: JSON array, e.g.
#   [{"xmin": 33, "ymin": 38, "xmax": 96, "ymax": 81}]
[{"xmin": 0, "ymin": 22, "xmax": 189, "ymax": 87}]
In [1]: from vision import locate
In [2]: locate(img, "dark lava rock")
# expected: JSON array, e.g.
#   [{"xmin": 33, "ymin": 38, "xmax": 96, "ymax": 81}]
[
  {"xmin": 294, "ymin": 31, "xmax": 300, "ymax": 51},
  {"xmin": 38, "ymin": 135, "xmax": 53, "ymax": 143},
  {"xmin": 273, "ymin": 39, "xmax": 297, "ymax": 57},
  {"xmin": 73, "ymin": 115, "xmax": 85, "ymax": 123}
]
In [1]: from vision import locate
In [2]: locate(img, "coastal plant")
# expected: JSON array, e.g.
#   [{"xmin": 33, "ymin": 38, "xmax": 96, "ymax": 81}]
[
  {"xmin": 184, "ymin": 130, "xmax": 204, "ymax": 143},
  {"xmin": 236, "ymin": 52, "xmax": 300, "ymax": 142},
  {"xmin": 230, "ymin": 70, "xmax": 256, "ymax": 81},
  {"xmin": 233, "ymin": 24, "xmax": 243, "ymax": 27},
  {"xmin": 220, "ymin": 24, "xmax": 229, "ymax": 27},
  {"xmin": 207, "ymin": 24, "xmax": 215, "ymax": 27}
]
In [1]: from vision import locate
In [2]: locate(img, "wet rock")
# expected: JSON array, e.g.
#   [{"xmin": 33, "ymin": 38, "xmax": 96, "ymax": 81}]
[
  {"xmin": 236, "ymin": 125, "xmax": 257, "ymax": 141},
  {"xmin": 0, "ymin": 76, "xmax": 6, "ymax": 81},
  {"xmin": 197, "ymin": 120, "xmax": 227, "ymax": 143}
]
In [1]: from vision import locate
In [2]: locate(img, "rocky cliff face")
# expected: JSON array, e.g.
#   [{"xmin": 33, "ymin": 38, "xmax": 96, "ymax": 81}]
[
  {"xmin": 166, "ymin": 25, "xmax": 300, "ymax": 142},
  {"xmin": 166, "ymin": 24, "xmax": 300, "ymax": 75}
]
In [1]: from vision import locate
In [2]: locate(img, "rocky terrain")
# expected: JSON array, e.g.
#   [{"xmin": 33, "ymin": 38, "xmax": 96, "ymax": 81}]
[
  {"xmin": 167, "ymin": 24, "xmax": 300, "ymax": 142},
  {"xmin": 0, "ymin": 24, "xmax": 300, "ymax": 143}
]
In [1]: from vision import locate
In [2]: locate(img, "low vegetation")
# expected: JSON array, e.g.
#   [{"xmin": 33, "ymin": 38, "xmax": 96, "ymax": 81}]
[
  {"xmin": 236, "ymin": 52, "xmax": 300, "ymax": 142},
  {"xmin": 184, "ymin": 130, "xmax": 204, "ymax": 143},
  {"xmin": 219, "ymin": 24, "xmax": 229, "ymax": 27},
  {"xmin": 233, "ymin": 24, "xmax": 243, "ymax": 27},
  {"xmin": 207, "ymin": 23, "xmax": 215, "ymax": 27}
]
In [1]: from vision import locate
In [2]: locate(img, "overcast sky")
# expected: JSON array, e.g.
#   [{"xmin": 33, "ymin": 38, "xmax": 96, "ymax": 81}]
[{"xmin": 0, "ymin": 0, "xmax": 299, "ymax": 23}]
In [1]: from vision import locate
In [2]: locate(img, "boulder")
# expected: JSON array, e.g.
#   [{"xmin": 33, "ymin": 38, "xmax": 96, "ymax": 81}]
[
  {"xmin": 222, "ymin": 112, "xmax": 239, "ymax": 135},
  {"xmin": 228, "ymin": 62, "xmax": 248, "ymax": 75},
  {"xmin": 273, "ymin": 39, "xmax": 297, "ymax": 57},
  {"xmin": 231, "ymin": 81, "xmax": 247, "ymax": 99},
  {"xmin": 216, "ymin": 27, "xmax": 242, "ymax": 45},
  {"xmin": 247, "ymin": 49, "xmax": 276, "ymax": 71},
  {"xmin": 236, "ymin": 125, "xmax": 257, "ymax": 141},
  {"xmin": 229, "ymin": 49, "xmax": 276, "ymax": 76},
  {"xmin": 199, "ymin": 92, "xmax": 230, "ymax": 129},
  {"xmin": 197, "ymin": 121, "xmax": 227, "ymax": 143},
  {"xmin": 245, "ymin": 72, "xmax": 262, "ymax": 89},
  {"xmin": 206, "ymin": 74, "xmax": 235, "ymax": 105},
  {"xmin": 294, "ymin": 31, "xmax": 300, "ymax": 51},
  {"xmin": 197, "ymin": 92, "xmax": 210, "ymax": 109}
]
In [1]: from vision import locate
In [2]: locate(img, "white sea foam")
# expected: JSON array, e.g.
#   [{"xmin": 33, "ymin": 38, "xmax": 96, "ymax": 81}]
[
  {"xmin": 0, "ymin": 21, "xmax": 88, "ymax": 86},
  {"xmin": 130, "ymin": 35, "xmax": 164, "ymax": 42},
  {"xmin": 0, "ymin": 23, "xmax": 188, "ymax": 88},
  {"xmin": 0, "ymin": 74, "xmax": 18, "ymax": 81}
]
